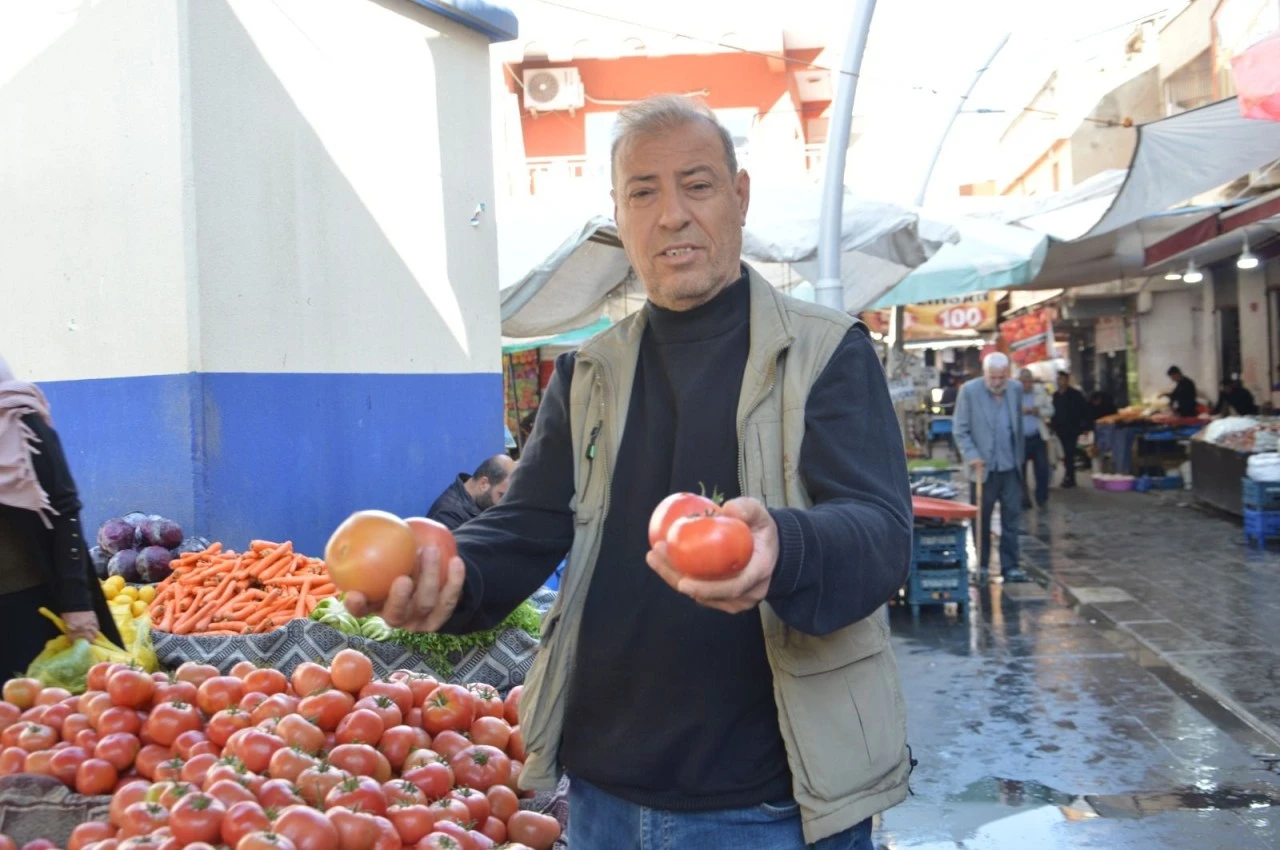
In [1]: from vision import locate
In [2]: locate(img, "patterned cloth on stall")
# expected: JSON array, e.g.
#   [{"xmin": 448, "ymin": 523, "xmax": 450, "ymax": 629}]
[
  {"xmin": 153, "ymin": 588, "xmax": 557, "ymax": 691},
  {"xmin": 0, "ymin": 775, "xmax": 110, "ymax": 847}
]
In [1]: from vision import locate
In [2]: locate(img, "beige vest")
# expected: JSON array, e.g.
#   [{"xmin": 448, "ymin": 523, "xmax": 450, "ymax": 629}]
[{"xmin": 517, "ymin": 267, "xmax": 911, "ymax": 842}]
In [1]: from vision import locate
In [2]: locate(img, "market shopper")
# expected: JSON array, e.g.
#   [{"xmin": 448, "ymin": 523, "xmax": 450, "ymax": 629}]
[
  {"xmin": 349, "ymin": 96, "xmax": 912, "ymax": 850},
  {"xmin": 0, "ymin": 355, "xmax": 121, "ymax": 676},
  {"xmin": 953, "ymin": 352, "xmax": 1029, "ymax": 583},
  {"xmin": 425, "ymin": 454, "xmax": 515, "ymax": 530},
  {"xmin": 1051, "ymin": 371, "xmax": 1090, "ymax": 489},
  {"xmin": 1165, "ymin": 365, "xmax": 1200, "ymax": 417},
  {"xmin": 1018, "ymin": 369, "xmax": 1052, "ymax": 508}
]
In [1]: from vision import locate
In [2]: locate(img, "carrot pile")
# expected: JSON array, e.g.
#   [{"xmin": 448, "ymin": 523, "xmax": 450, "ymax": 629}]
[{"xmin": 149, "ymin": 540, "xmax": 338, "ymax": 636}]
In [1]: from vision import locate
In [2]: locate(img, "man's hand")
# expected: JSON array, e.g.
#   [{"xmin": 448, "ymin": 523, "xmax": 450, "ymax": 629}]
[
  {"xmin": 62, "ymin": 611, "xmax": 100, "ymax": 643},
  {"xmin": 647, "ymin": 497, "xmax": 779, "ymax": 615},
  {"xmin": 344, "ymin": 544, "xmax": 466, "ymax": 633},
  {"xmin": 969, "ymin": 457, "xmax": 986, "ymax": 475}
]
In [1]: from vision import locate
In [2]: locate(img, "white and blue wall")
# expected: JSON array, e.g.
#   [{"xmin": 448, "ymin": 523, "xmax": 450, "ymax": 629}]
[{"xmin": 1, "ymin": 0, "xmax": 517, "ymax": 554}]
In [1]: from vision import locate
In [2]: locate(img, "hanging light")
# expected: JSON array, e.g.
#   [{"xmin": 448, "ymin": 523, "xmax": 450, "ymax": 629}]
[
  {"xmin": 1182, "ymin": 260, "xmax": 1204, "ymax": 284},
  {"xmin": 1164, "ymin": 270, "xmax": 1182, "ymax": 281},
  {"xmin": 1237, "ymin": 236, "xmax": 1260, "ymax": 270}
]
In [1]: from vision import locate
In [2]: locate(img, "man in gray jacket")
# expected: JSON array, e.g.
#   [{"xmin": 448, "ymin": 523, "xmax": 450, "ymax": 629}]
[{"xmin": 954, "ymin": 353, "xmax": 1029, "ymax": 583}]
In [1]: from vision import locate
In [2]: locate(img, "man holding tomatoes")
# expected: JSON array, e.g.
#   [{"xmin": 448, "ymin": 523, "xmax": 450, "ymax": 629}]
[{"xmin": 348, "ymin": 95, "xmax": 913, "ymax": 849}]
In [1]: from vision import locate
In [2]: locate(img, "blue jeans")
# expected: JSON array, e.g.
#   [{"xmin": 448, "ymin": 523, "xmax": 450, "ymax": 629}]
[
  {"xmin": 568, "ymin": 776, "xmax": 874, "ymax": 850},
  {"xmin": 971, "ymin": 469, "xmax": 1021, "ymax": 571},
  {"xmin": 1023, "ymin": 434, "xmax": 1050, "ymax": 506}
]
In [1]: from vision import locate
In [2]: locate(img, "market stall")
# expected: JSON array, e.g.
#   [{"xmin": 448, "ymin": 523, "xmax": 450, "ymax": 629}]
[
  {"xmin": 0, "ymin": 511, "xmax": 567, "ymax": 850},
  {"xmin": 1190, "ymin": 417, "xmax": 1280, "ymax": 516},
  {"xmin": 1093, "ymin": 406, "xmax": 1208, "ymax": 476}
]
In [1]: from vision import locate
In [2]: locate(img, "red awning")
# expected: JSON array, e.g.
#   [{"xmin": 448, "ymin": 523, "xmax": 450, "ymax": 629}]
[{"xmin": 1232, "ymin": 33, "xmax": 1280, "ymax": 123}]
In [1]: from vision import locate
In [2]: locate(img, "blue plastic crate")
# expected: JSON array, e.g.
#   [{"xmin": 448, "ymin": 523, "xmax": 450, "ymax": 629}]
[
  {"xmin": 1242, "ymin": 478, "xmax": 1280, "ymax": 512},
  {"xmin": 905, "ymin": 563, "xmax": 969, "ymax": 618},
  {"xmin": 1243, "ymin": 507, "xmax": 1280, "ymax": 549},
  {"xmin": 913, "ymin": 525, "xmax": 967, "ymax": 554}
]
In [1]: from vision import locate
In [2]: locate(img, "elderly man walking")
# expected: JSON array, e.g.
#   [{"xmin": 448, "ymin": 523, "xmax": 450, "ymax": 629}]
[
  {"xmin": 954, "ymin": 353, "xmax": 1029, "ymax": 583},
  {"xmin": 1018, "ymin": 368, "xmax": 1053, "ymax": 508}
]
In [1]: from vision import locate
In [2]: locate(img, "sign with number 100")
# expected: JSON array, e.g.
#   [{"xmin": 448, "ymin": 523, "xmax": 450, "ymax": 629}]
[{"xmin": 936, "ymin": 305, "xmax": 986, "ymax": 330}]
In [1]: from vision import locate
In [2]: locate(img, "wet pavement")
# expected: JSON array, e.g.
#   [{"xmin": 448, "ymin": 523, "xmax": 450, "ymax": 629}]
[
  {"xmin": 875, "ymin": 497, "xmax": 1280, "ymax": 848},
  {"xmin": 1018, "ymin": 482, "xmax": 1280, "ymax": 746}
]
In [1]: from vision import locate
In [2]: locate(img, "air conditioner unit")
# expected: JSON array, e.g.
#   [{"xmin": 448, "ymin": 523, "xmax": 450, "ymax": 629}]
[{"xmin": 523, "ymin": 67, "xmax": 585, "ymax": 113}]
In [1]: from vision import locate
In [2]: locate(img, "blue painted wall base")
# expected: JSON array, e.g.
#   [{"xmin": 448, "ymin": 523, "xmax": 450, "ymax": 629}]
[{"xmin": 40, "ymin": 371, "xmax": 502, "ymax": 555}]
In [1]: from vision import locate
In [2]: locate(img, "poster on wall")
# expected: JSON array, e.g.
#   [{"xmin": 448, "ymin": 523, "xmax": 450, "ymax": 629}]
[
  {"xmin": 1001, "ymin": 309, "xmax": 1056, "ymax": 367},
  {"xmin": 1095, "ymin": 315, "xmax": 1127, "ymax": 353},
  {"xmin": 502, "ymin": 349, "xmax": 542, "ymax": 447}
]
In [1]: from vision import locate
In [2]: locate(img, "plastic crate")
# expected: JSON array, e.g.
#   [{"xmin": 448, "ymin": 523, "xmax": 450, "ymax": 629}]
[
  {"xmin": 913, "ymin": 524, "xmax": 966, "ymax": 555},
  {"xmin": 909, "ymin": 467, "xmax": 955, "ymax": 483},
  {"xmin": 905, "ymin": 564, "xmax": 969, "ymax": 618},
  {"xmin": 1243, "ymin": 507, "xmax": 1280, "ymax": 549},
  {"xmin": 1242, "ymin": 477, "xmax": 1280, "ymax": 512}
]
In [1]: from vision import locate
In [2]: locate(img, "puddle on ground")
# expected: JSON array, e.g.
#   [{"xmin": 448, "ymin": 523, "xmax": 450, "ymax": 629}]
[{"xmin": 950, "ymin": 777, "xmax": 1280, "ymax": 819}]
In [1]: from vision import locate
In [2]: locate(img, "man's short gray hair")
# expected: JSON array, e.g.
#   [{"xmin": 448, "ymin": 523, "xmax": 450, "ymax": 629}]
[
  {"xmin": 983, "ymin": 352, "xmax": 1011, "ymax": 372},
  {"xmin": 1018, "ymin": 368, "xmax": 1033, "ymax": 380},
  {"xmin": 610, "ymin": 95, "xmax": 738, "ymax": 187}
]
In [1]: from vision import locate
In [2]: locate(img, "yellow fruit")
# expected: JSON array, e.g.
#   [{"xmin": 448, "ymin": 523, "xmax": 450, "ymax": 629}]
[
  {"xmin": 104, "ymin": 576, "xmax": 125, "ymax": 591},
  {"xmin": 131, "ymin": 600, "xmax": 149, "ymax": 618},
  {"xmin": 119, "ymin": 586, "xmax": 138, "ymax": 600},
  {"xmin": 138, "ymin": 586, "xmax": 157, "ymax": 603},
  {"xmin": 102, "ymin": 585, "xmax": 118, "ymax": 601}
]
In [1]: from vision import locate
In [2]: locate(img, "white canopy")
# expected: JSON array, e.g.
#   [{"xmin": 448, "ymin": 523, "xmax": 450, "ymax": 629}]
[{"xmin": 498, "ymin": 185, "xmax": 956, "ymax": 337}]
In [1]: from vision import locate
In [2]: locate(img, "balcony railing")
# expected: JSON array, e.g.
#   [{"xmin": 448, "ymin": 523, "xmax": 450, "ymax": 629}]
[{"xmin": 517, "ymin": 144, "xmax": 830, "ymax": 196}]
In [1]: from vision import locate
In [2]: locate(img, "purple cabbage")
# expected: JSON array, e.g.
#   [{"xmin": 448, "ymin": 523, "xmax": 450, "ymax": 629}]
[
  {"xmin": 136, "ymin": 546, "xmax": 174, "ymax": 583},
  {"xmin": 137, "ymin": 517, "xmax": 183, "ymax": 549},
  {"xmin": 107, "ymin": 549, "xmax": 141, "ymax": 583},
  {"xmin": 175, "ymin": 536, "xmax": 212, "ymax": 555},
  {"xmin": 97, "ymin": 519, "xmax": 136, "ymax": 556},
  {"xmin": 89, "ymin": 546, "xmax": 112, "ymax": 579},
  {"xmin": 122, "ymin": 511, "xmax": 149, "ymax": 527}
]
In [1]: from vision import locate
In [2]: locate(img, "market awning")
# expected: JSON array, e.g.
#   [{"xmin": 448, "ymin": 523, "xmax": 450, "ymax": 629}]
[
  {"xmin": 1081, "ymin": 97, "xmax": 1280, "ymax": 239},
  {"xmin": 501, "ymin": 316, "xmax": 612, "ymax": 353},
  {"xmin": 498, "ymin": 185, "xmax": 956, "ymax": 337},
  {"xmin": 865, "ymin": 215, "xmax": 1049, "ymax": 308}
]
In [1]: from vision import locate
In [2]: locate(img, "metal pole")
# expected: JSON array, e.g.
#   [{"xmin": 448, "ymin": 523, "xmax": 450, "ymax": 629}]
[
  {"xmin": 815, "ymin": 0, "xmax": 879, "ymax": 311},
  {"xmin": 888, "ymin": 32, "xmax": 1011, "ymax": 370}
]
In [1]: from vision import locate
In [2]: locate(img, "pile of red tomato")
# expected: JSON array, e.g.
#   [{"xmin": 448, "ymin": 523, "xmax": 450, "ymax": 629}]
[{"xmin": 0, "ymin": 651, "xmax": 560, "ymax": 850}]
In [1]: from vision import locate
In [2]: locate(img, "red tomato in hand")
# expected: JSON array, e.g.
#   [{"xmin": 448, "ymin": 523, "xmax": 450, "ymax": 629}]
[
  {"xmin": 404, "ymin": 518, "xmax": 458, "ymax": 590},
  {"xmin": 325, "ymin": 511, "xmax": 418, "ymax": 605},
  {"xmin": 665, "ymin": 513, "xmax": 753, "ymax": 579},
  {"xmin": 649, "ymin": 492, "xmax": 719, "ymax": 546}
]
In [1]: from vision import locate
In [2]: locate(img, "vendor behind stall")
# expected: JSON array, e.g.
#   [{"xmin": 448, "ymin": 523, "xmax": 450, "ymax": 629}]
[
  {"xmin": 1212, "ymin": 377, "xmax": 1258, "ymax": 417},
  {"xmin": 1165, "ymin": 366, "xmax": 1199, "ymax": 417},
  {"xmin": 426, "ymin": 454, "xmax": 516, "ymax": 530}
]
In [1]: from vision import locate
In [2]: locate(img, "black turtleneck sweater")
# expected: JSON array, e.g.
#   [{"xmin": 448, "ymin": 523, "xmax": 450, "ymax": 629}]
[{"xmin": 446, "ymin": 273, "xmax": 912, "ymax": 810}]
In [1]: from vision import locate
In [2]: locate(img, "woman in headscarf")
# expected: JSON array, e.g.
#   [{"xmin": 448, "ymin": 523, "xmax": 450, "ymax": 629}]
[{"xmin": 0, "ymin": 354, "xmax": 121, "ymax": 677}]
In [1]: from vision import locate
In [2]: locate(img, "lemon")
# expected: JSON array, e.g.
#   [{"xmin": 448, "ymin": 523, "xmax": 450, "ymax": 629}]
[
  {"xmin": 131, "ymin": 600, "xmax": 149, "ymax": 618},
  {"xmin": 102, "ymin": 585, "xmax": 118, "ymax": 601},
  {"xmin": 104, "ymin": 576, "xmax": 125, "ymax": 592},
  {"xmin": 138, "ymin": 586, "xmax": 157, "ymax": 603},
  {"xmin": 119, "ymin": 586, "xmax": 138, "ymax": 600}
]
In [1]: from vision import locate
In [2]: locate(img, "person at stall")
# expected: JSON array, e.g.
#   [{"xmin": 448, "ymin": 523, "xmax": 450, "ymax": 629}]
[
  {"xmin": 0, "ymin": 354, "xmax": 122, "ymax": 677},
  {"xmin": 425, "ymin": 454, "xmax": 515, "ymax": 530},
  {"xmin": 954, "ymin": 352, "xmax": 1028, "ymax": 583},
  {"xmin": 1212, "ymin": 377, "xmax": 1258, "ymax": 417},
  {"xmin": 1088, "ymin": 390, "xmax": 1118, "ymax": 424},
  {"xmin": 348, "ymin": 95, "xmax": 912, "ymax": 850},
  {"xmin": 1051, "ymin": 372, "xmax": 1090, "ymax": 489},
  {"xmin": 1018, "ymin": 369, "xmax": 1053, "ymax": 509},
  {"xmin": 1164, "ymin": 366, "xmax": 1199, "ymax": 417}
]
